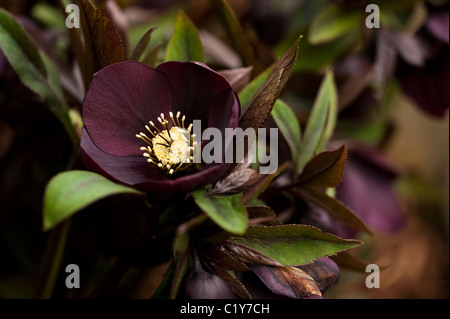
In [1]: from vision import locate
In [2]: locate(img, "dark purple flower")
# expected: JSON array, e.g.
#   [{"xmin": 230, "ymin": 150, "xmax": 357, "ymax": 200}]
[{"xmin": 81, "ymin": 61, "xmax": 240, "ymax": 195}]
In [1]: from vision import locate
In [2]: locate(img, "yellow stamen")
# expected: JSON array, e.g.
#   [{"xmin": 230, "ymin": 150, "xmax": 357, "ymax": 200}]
[{"xmin": 136, "ymin": 112, "xmax": 196, "ymax": 175}]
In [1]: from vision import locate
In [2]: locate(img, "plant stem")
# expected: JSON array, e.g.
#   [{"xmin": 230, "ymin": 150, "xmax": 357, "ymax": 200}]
[{"xmin": 34, "ymin": 220, "xmax": 70, "ymax": 299}]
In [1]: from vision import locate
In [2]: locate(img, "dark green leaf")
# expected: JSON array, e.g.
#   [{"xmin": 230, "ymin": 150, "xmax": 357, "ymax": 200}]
[
  {"xmin": 294, "ymin": 187, "xmax": 371, "ymax": 234},
  {"xmin": 43, "ymin": 170, "xmax": 143, "ymax": 231},
  {"xmin": 192, "ymin": 188, "xmax": 248, "ymax": 235},
  {"xmin": 229, "ymin": 225, "xmax": 362, "ymax": 266},
  {"xmin": 297, "ymin": 145, "xmax": 347, "ymax": 189},
  {"xmin": 211, "ymin": 0, "xmax": 260, "ymax": 72},
  {"xmin": 165, "ymin": 10, "xmax": 204, "ymax": 62},
  {"xmin": 0, "ymin": 9, "xmax": 78, "ymax": 146}
]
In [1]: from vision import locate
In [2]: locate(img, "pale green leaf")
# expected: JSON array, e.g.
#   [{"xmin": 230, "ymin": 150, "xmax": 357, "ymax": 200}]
[{"xmin": 43, "ymin": 170, "xmax": 143, "ymax": 231}]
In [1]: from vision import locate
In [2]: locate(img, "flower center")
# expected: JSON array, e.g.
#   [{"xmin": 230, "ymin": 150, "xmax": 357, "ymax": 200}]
[{"xmin": 136, "ymin": 112, "xmax": 197, "ymax": 175}]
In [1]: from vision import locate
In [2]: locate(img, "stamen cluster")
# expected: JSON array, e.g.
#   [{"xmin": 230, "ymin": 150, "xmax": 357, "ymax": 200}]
[{"xmin": 136, "ymin": 112, "xmax": 197, "ymax": 175}]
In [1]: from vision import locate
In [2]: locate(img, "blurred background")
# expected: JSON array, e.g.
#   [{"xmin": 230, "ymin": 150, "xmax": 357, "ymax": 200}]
[{"xmin": 0, "ymin": 0, "xmax": 448, "ymax": 298}]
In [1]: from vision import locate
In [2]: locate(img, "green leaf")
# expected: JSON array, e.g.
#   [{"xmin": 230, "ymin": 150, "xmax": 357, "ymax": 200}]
[
  {"xmin": 238, "ymin": 66, "xmax": 272, "ymax": 112},
  {"xmin": 272, "ymin": 100, "xmax": 302, "ymax": 171},
  {"xmin": 294, "ymin": 187, "xmax": 371, "ymax": 234},
  {"xmin": 0, "ymin": 9, "xmax": 78, "ymax": 146},
  {"xmin": 130, "ymin": 26, "xmax": 157, "ymax": 61},
  {"xmin": 151, "ymin": 260, "xmax": 177, "ymax": 299},
  {"xmin": 211, "ymin": 0, "xmax": 260, "ymax": 73},
  {"xmin": 295, "ymin": 31, "xmax": 360, "ymax": 73},
  {"xmin": 315, "ymin": 74, "xmax": 338, "ymax": 153},
  {"xmin": 165, "ymin": 10, "xmax": 204, "ymax": 62},
  {"xmin": 229, "ymin": 225, "xmax": 362, "ymax": 266},
  {"xmin": 192, "ymin": 188, "xmax": 248, "ymax": 235},
  {"xmin": 296, "ymin": 70, "xmax": 337, "ymax": 172},
  {"xmin": 76, "ymin": 0, "xmax": 126, "ymax": 87},
  {"xmin": 297, "ymin": 145, "xmax": 347, "ymax": 189},
  {"xmin": 309, "ymin": 5, "xmax": 362, "ymax": 45},
  {"xmin": 0, "ymin": 8, "xmax": 46, "ymax": 76},
  {"xmin": 43, "ymin": 170, "xmax": 143, "ymax": 231}
]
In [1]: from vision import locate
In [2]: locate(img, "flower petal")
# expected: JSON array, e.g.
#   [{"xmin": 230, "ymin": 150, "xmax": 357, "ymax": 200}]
[
  {"xmin": 82, "ymin": 61, "xmax": 172, "ymax": 156},
  {"xmin": 81, "ymin": 127, "xmax": 162, "ymax": 185},
  {"xmin": 156, "ymin": 61, "xmax": 240, "ymax": 130}
]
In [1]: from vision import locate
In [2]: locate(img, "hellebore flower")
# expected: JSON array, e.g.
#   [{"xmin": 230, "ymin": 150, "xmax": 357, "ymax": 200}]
[{"xmin": 81, "ymin": 61, "xmax": 240, "ymax": 194}]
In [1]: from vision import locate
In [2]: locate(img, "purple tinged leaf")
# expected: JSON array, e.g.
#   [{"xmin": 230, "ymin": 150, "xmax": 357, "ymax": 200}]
[
  {"xmin": 242, "ymin": 162, "xmax": 289, "ymax": 203},
  {"xmin": 76, "ymin": 0, "xmax": 125, "ymax": 87},
  {"xmin": 247, "ymin": 206, "xmax": 281, "ymax": 226},
  {"xmin": 200, "ymin": 244, "xmax": 250, "ymax": 272},
  {"xmin": 222, "ymin": 241, "xmax": 281, "ymax": 267},
  {"xmin": 251, "ymin": 265, "xmax": 322, "ymax": 299},
  {"xmin": 294, "ymin": 187, "xmax": 372, "ymax": 235},
  {"xmin": 238, "ymin": 37, "xmax": 300, "ymax": 132},
  {"xmin": 298, "ymin": 257, "xmax": 339, "ymax": 293},
  {"xmin": 218, "ymin": 66, "xmax": 253, "ymax": 93},
  {"xmin": 211, "ymin": 167, "xmax": 260, "ymax": 195},
  {"xmin": 297, "ymin": 145, "xmax": 347, "ymax": 189}
]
